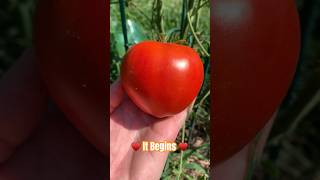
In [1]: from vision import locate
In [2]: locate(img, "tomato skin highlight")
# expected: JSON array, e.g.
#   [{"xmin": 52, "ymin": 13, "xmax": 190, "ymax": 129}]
[
  {"xmin": 213, "ymin": 0, "xmax": 300, "ymax": 164},
  {"xmin": 121, "ymin": 41, "xmax": 204, "ymax": 118}
]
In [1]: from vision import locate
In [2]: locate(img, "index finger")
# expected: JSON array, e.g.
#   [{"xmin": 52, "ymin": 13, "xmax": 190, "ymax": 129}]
[{"xmin": 0, "ymin": 49, "xmax": 48, "ymax": 163}]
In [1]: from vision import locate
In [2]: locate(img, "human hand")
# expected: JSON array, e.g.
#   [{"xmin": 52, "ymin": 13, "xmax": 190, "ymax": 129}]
[
  {"xmin": 0, "ymin": 50, "xmax": 107, "ymax": 180},
  {"xmin": 110, "ymin": 80, "xmax": 190, "ymax": 180},
  {"xmin": 213, "ymin": 113, "xmax": 276, "ymax": 180}
]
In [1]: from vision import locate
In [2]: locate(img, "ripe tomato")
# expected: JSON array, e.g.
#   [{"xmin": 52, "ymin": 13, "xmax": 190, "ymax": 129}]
[
  {"xmin": 34, "ymin": 0, "xmax": 107, "ymax": 155},
  {"xmin": 121, "ymin": 41, "xmax": 204, "ymax": 118},
  {"xmin": 213, "ymin": 0, "xmax": 300, "ymax": 164}
]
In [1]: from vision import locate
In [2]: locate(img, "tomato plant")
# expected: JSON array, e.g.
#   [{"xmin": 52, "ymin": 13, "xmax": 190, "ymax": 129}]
[
  {"xmin": 212, "ymin": 0, "xmax": 300, "ymax": 164},
  {"xmin": 121, "ymin": 41, "xmax": 204, "ymax": 118},
  {"xmin": 34, "ymin": 0, "xmax": 107, "ymax": 155}
]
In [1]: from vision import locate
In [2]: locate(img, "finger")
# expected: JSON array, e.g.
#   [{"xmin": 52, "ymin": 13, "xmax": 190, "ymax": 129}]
[
  {"xmin": 0, "ymin": 49, "xmax": 48, "ymax": 163},
  {"xmin": 213, "ymin": 144, "xmax": 250, "ymax": 180},
  {"xmin": 212, "ymin": 111, "xmax": 278, "ymax": 180},
  {"xmin": 0, "ymin": 106, "xmax": 106, "ymax": 179},
  {"xmin": 110, "ymin": 79, "xmax": 125, "ymax": 113}
]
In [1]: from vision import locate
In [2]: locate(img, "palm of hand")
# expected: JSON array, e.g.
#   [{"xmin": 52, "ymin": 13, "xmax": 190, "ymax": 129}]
[
  {"xmin": 110, "ymin": 81, "xmax": 188, "ymax": 180},
  {"xmin": 0, "ymin": 52, "xmax": 188, "ymax": 180}
]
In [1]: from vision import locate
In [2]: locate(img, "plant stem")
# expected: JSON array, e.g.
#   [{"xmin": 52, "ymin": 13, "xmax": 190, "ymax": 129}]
[
  {"xmin": 177, "ymin": 101, "xmax": 195, "ymax": 179},
  {"xmin": 116, "ymin": 61, "xmax": 121, "ymax": 74},
  {"xmin": 187, "ymin": 12, "xmax": 210, "ymax": 57},
  {"xmin": 119, "ymin": 0, "xmax": 129, "ymax": 51},
  {"xmin": 177, "ymin": 122, "xmax": 186, "ymax": 180},
  {"xmin": 191, "ymin": 0, "xmax": 201, "ymax": 47},
  {"xmin": 180, "ymin": 0, "xmax": 188, "ymax": 39},
  {"xmin": 199, "ymin": 90, "xmax": 210, "ymax": 106},
  {"xmin": 191, "ymin": 0, "xmax": 209, "ymax": 16},
  {"xmin": 152, "ymin": 0, "xmax": 164, "ymax": 36},
  {"xmin": 188, "ymin": 90, "xmax": 210, "ymax": 145},
  {"xmin": 270, "ymin": 88, "xmax": 320, "ymax": 145},
  {"xmin": 287, "ymin": 88, "xmax": 320, "ymax": 136},
  {"xmin": 130, "ymin": 2, "xmax": 153, "ymax": 26}
]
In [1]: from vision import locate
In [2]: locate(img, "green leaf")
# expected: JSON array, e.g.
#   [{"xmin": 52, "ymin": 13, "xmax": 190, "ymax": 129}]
[
  {"xmin": 184, "ymin": 162, "xmax": 207, "ymax": 174},
  {"xmin": 184, "ymin": 173, "xmax": 195, "ymax": 180},
  {"xmin": 183, "ymin": 143, "xmax": 209, "ymax": 161},
  {"xmin": 193, "ymin": 152, "xmax": 208, "ymax": 161}
]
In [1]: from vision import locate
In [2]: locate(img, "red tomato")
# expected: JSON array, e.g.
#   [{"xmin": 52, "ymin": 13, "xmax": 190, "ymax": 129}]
[
  {"xmin": 213, "ymin": 0, "xmax": 300, "ymax": 164},
  {"xmin": 121, "ymin": 41, "xmax": 204, "ymax": 118},
  {"xmin": 34, "ymin": 0, "xmax": 107, "ymax": 155}
]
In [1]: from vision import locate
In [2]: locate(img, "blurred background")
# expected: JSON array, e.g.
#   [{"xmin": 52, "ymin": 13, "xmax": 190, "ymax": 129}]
[
  {"xmin": 0, "ymin": 0, "xmax": 35, "ymax": 76},
  {"xmin": 257, "ymin": 0, "xmax": 320, "ymax": 179},
  {"xmin": 0, "ymin": 0, "xmax": 319, "ymax": 179}
]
